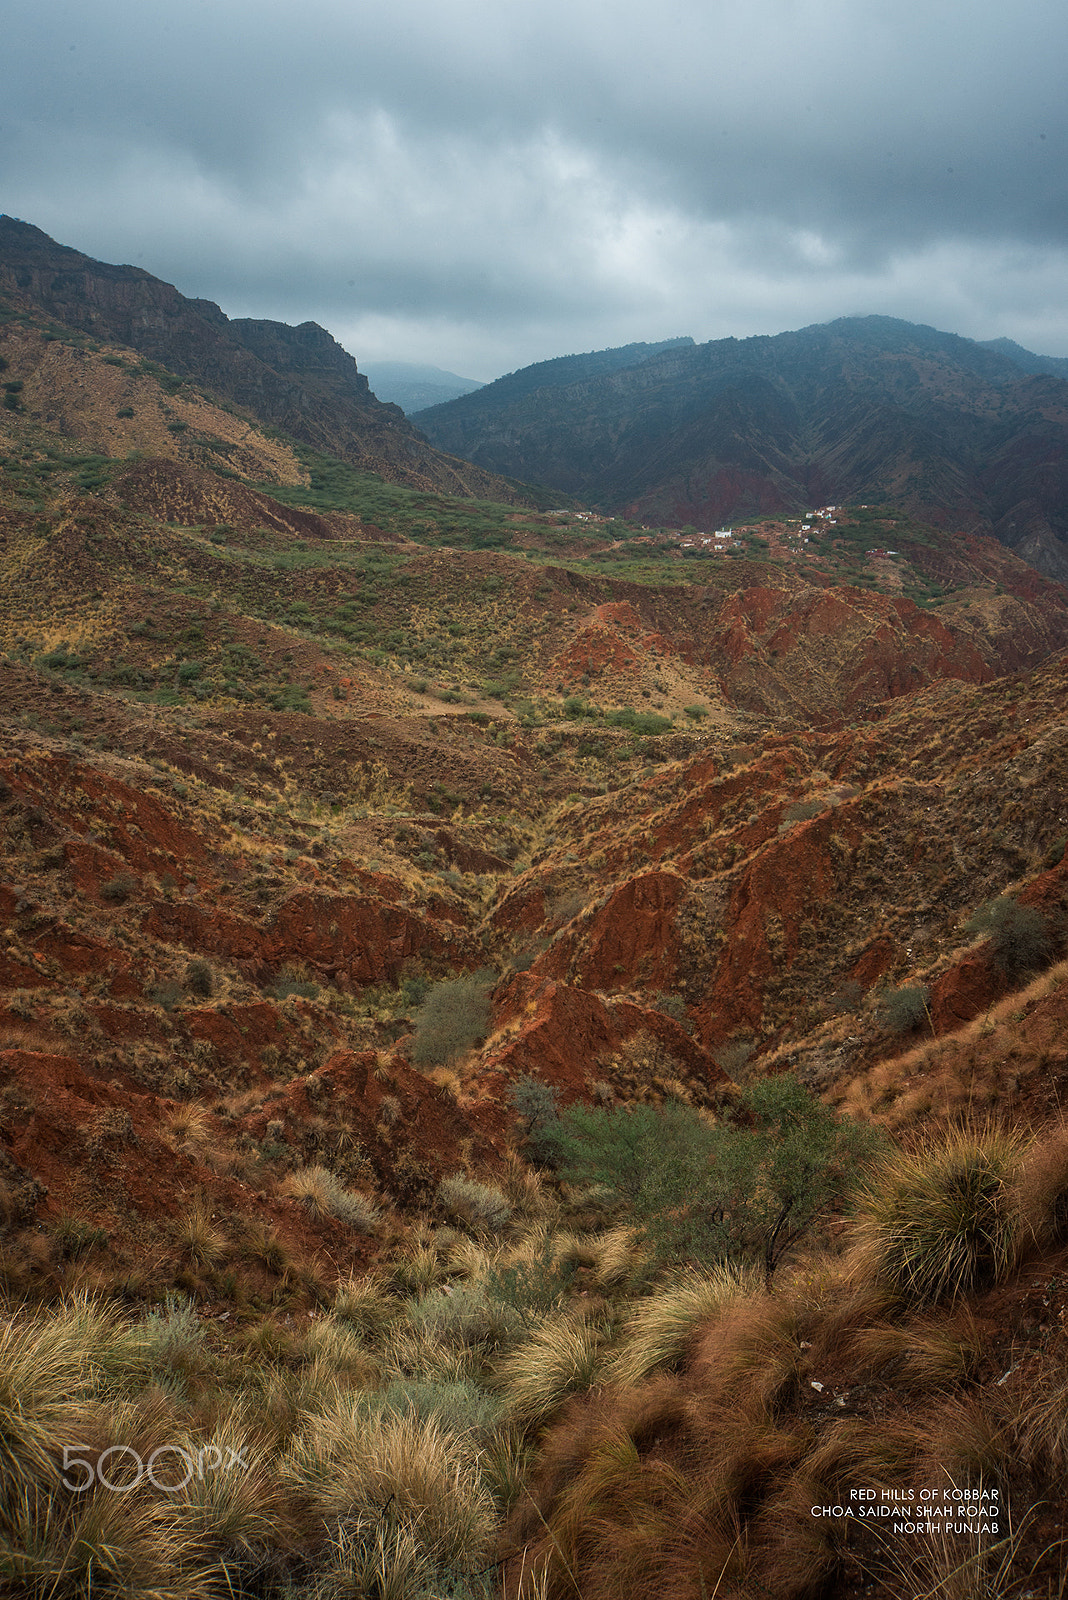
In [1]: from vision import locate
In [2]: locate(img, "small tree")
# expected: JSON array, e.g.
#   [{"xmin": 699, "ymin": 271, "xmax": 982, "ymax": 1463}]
[
  {"xmin": 508, "ymin": 1075, "xmax": 561, "ymax": 1166},
  {"xmin": 965, "ymin": 896, "xmax": 1052, "ymax": 980},
  {"xmin": 411, "ymin": 971, "xmax": 495, "ymax": 1069},
  {"xmin": 552, "ymin": 1075, "xmax": 881, "ymax": 1280}
]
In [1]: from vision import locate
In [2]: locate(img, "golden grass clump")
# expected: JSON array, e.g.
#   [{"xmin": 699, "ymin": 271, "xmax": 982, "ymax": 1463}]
[
  {"xmin": 587, "ymin": 1223, "xmax": 650, "ymax": 1291},
  {"xmin": 0, "ymin": 1480, "xmax": 216, "ymax": 1600},
  {"xmin": 999, "ymin": 1353, "xmax": 1068, "ymax": 1476},
  {"xmin": 332, "ymin": 1271, "xmax": 399, "ymax": 1342},
  {"xmin": 608, "ymin": 1263, "xmax": 765, "ymax": 1387},
  {"xmin": 282, "ymin": 1404, "xmax": 496, "ymax": 1575},
  {"xmin": 495, "ymin": 1313, "xmax": 605, "ymax": 1431},
  {"xmin": 164, "ymin": 1101, "xmax": 214, "ymax": 1151},
  {"xmin": 161, "ymin": 1415, "xmax": 296, "ymax": 1562},
  {"xmin": 281, "ymin": 1165, "xmax": 381, "ymax": 1233},
  {"xmin": 846, "ymin": 1310, "xmax": 984, "ymax": 1393},
  {"xmin": 300, "ymin": 1314, "xmax": 380, "ymax": 1382},
  {"xmin": 850, "ymin": 1125, "xmax": 1027, "ymax": 1305},
  {"xmin": 174, "ymin": 1201, "xmax": 226, "ymax": 1270},
  {"xmin": 0, "ymin": 1295, "xmax": 152, "ymax": 1500},
  {"xmin": 386, "ymin": 1240, "xmax": 448, "ymax": 1298},
  {"xmin": 1011, "ymin": 1120, "xmax": 1068, "ymax": 1250}
]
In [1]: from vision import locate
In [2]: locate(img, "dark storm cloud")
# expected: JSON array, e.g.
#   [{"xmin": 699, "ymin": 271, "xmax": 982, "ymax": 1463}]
[{"xmin": 5, "ymin": 0, "xmax": 1068, "ymax": 371}]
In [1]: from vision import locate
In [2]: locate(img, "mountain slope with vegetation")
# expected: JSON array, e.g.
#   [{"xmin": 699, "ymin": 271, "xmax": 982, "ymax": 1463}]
[
  {"xmin": 0, "ymin": 216, "xmax": 524, "ymax": 499},
  {"xmin": 1, "ymin": 237, "xmax": 1068, "ymax": 1599},
  {"xmin": 417, "ymin": 316, "xmax": 1068, "ymax": 582}
]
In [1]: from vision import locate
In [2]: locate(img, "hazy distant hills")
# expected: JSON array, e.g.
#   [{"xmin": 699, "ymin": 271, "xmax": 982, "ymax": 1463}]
[
  {"xmin": 978, "ymin": 337, "xmax": 1068, "ymax": 380},
  {"xmin": 362, "ymin": 361, "xmax": 485, "ymax": 414},
  {"xmin": 0, "ymin": 217, "xmax": 524, "ymax": 500},
  {"xmin": 417, "ymin": 318, "xmax": 1068, "ymax": 581}
]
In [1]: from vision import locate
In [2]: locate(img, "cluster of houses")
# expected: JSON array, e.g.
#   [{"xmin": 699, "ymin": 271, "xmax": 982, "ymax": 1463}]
[{"xmin": 676, "ymin": 527, "xmax": 736, "ymax": 551}]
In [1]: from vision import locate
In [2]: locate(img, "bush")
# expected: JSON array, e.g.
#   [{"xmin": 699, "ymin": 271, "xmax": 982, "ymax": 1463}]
[
  {"xmin": 411, "ymin": 972, "xmax": 494, "ymax": 1068},
  {"xmin": 881, "ymin": 983, "xmax": 930, "ymax": 1034},
  {"xmin": 554, "ymin": 1078, "xmax": 880, "ymax": 1278},
  {"xmin": 185, "ymin": 957, "xmax": 214, "ymax": 998},
  {"xmin": 964, "ymin": 896, "xmax": 1052, "ymax": 979},
  {"xmin": 100, "ymin": 871, "xmax": 137, "ymax": 904},
  {"xmin": 146, "ymin": 978, "xmax": 182, "ymax": 1011},
  {"xmin": 271, "ymin": 969, "xmax": 320, "ymax": 1001},
  {"xmin": 783, "ymin": 798, "xmax": 825, "ymax": 823},
  {"xmin": 508, "ymin": 1074, "xmax": 561, "ymax": 1166},
  {"xmin": 50, "ymin": 1216, "xmax": 109, "ymax": 1261}
]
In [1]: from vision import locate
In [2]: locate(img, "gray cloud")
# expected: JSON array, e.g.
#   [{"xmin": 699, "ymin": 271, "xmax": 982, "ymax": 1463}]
[{"xmin": 5, "ymin": 0, "xmax": 1068, "ymax": 374}]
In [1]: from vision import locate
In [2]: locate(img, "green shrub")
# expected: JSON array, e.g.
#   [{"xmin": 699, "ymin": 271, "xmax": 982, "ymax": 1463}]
[
  {"xmin": 508, "ymin": 1074, "xmax": 561, "ymax": 1166},
  {"xmin": 606, "ymin": 707, "xmax": 672, "ymax": 735},
  {"xmin": 185, "ymin": 957, "xmax": 214, "ymax": 998},
  {"xmin": 554, "ymin": 1077, "xmax": 880, "ymax": 1277},
  {"xmin": 100, "ymin": 871, "xmax": 137, "ymax": 904},
  {"xmin": 881, "ymin": 983, "xmax": 930, "ymax": 1033},
  {"xmin": 484, "ymin": 1233, "xmax": 575, "ymax": 1325},
  {"xmin": 783, "ymin": 798, "xmax": 825, "ymax": 823},
  {"xmin": 964, "ymin": 896, "xmax": 1052, "ymax": 979},
  {"xmin": 146, "ymin": 979, "xmax": 182, "ymax": 1011},
  {"xmin": 271, "ymin": 969, "xmax": 320, "ymax": 1001},
  {"xmin": 411, "ymin": 972, "xmax": 494, "ymax": 1068}
]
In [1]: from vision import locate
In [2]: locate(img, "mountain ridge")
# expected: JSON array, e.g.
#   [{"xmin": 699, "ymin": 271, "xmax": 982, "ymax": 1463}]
[
  {"xmin": 0, "ymin": 215, "xmax": 525, "ymax": 500},
  {"xmin": 362, "ymin": 360, "xmax": 486, "ymax": 414},
  {"xmin": 416, "ymin": 316, "xmax": 1068, "ymax": 581}
]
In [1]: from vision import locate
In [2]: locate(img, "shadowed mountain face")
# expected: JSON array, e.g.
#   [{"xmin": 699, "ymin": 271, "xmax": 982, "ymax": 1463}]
[
  {"xmin": 0, "ymin": 216, "xmax": 522, "ymax": 499},
  {"xmin": 416, "ymin": 317, "xmax": 1068, "ymax": 580}
]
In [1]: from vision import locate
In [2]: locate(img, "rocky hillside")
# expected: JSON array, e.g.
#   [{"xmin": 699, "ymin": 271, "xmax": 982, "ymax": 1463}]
[
  {"xmin": 1, "ymin": 398, "xmax": 1067, "ymax": 1253},
  {"xmin": 0, "ymin": 216, "xmax": 524, "ymax": 498},
  {"xmin": 3, "ymin": 280, "xmax": 1068, "ymax": 1599},
  {"xmin": 417, "ymin": 316, "xmax": 1068, "ymax": 581}
]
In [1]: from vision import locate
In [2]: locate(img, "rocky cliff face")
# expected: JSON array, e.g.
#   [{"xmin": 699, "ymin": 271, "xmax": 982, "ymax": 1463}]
[{"xmin": 0, "ymin": 216, "xmax": 522, "ymax": 497}]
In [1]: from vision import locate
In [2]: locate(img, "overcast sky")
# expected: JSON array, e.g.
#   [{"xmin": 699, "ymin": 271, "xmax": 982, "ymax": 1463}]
[{"xmin": 5, "ymin": 0, "xmax": 1068, "ymax": 379}]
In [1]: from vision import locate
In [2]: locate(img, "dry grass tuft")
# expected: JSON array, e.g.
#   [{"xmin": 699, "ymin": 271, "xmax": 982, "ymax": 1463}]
[
  {"xmin": 850, "ymin": 1125, "xmax": 1027, "ymax": 1305},
  {"xmin": 282, "ymin": 1404, "xmax": 496, "ymax": 1574},
  {"xmin": 1011, "ymin": 1121, "xmax": 1068, "ymax": 1249},
  {"xmin": 495, "ymin": 1313, "xmax": 605, "ymax": 1431},
  {"xmin": 608, "ymin": 1263, "xmax": 764, "ymax": 1387},
  {"xmin": 333, "ymin": 1271, "xmax": 398, "ymax": 1342},
  {"xmin": 587, "ymin": 1223, "xmax": 650, "ymax": 1291},
  {"xmin": 174, "ymin": 1201, "xmax": 226, "ymax": 1270},
  {"xmin": 281, "ymin": 1164, "xmax": 381, "ymax": 1232}
]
